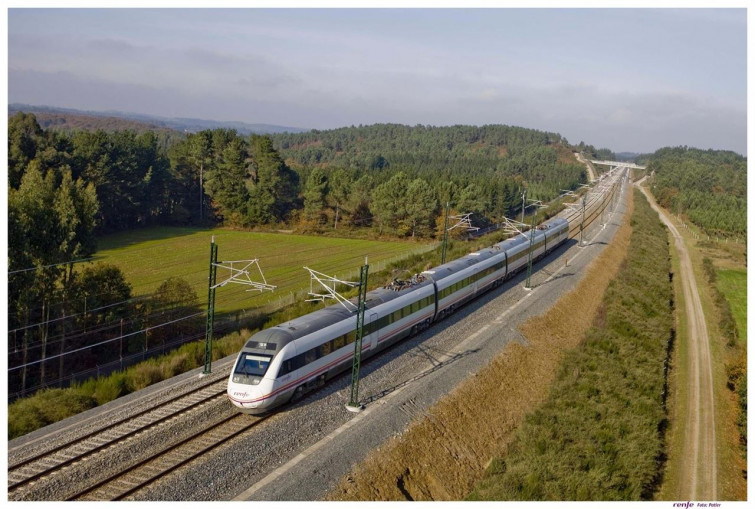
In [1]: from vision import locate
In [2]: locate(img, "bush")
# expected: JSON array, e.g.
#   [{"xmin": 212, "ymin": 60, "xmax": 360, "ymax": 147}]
[
  {"xmin": 9, "ymin": 398, "xmax": 46, "ymax": 439},
  {"xmin": 92, "ymin": 373, "xmax": 128, "ymax": 405},
  {"xmin": 36, "ymin": 388, "xmax": 96, "ymax": 424},
  {"xmin": 127, "ymin": 362, "xmax": 163, "ymax": 392},
  {"xmin": 8, "ymin": 389, "xmax": 96, "ymax": 440},
  {"xmin": 161, "ymin": 353, "xmax": 191, "ymax": 378}
]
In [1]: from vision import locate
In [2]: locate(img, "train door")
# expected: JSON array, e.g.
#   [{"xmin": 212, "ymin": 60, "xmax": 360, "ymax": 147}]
[{"xmin": 368, "ymin": 313, "xmax": 379, "ymax": 350}]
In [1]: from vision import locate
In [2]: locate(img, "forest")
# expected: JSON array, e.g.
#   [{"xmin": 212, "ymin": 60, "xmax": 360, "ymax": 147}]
[
  {"xmin": 646, "ymin": 146, "xmax": 746, "ymax": 237},
  {"xmin": 7, "ymin": 112, "xmax": 589, "ymax": 399}
]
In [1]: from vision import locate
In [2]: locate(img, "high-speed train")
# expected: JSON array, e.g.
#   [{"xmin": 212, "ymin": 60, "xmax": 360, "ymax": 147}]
[{"xmin": 227, "ymin": 217, "xmax": 569, "ymax": 413}]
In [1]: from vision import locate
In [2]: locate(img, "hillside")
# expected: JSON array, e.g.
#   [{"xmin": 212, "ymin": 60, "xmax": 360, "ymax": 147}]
[
  {"xmin": 11, "ymin": 109, "xmax": 174, "ymax": 134},
  {"xmin": 8, "ymin": 104, "xmax": 308, "ymax": 135},
  {"xmin": 646, "ymin": 146, "xmax": 746, "ymax": 236},
  {"xmin": 270, "ymin": 123, "xmax": 587, "ymax": 209}
]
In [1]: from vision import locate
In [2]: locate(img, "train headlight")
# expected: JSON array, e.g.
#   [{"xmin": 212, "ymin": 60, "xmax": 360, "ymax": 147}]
[{"xmin": 232, "ymin": 375, "xmax": 262, "ymax": 385}]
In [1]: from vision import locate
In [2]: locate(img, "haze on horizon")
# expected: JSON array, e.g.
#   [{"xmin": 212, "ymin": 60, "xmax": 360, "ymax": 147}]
[{"xmin": 7, "ymin": 7, "xmax": 748, "ymax": 155}]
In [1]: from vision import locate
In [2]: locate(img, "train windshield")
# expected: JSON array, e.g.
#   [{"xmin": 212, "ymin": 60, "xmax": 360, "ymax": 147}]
[{"xmin": 234, "ymin": 353, "xmax": 272, "ymax": 377}]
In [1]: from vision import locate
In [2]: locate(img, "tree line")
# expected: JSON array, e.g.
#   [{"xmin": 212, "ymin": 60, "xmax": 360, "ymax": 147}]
[
  {"xmin": 646, "ymin": 146, "xmax": 746, "ymax": 237},
  {"xmin": 7, "ymin": 112, "xmax": 588, "ymax": 397}
]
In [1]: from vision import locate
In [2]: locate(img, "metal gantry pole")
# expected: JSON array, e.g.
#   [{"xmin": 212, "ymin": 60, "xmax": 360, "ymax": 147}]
[
  {"xmin": 203, "ymin": 236, "xmax": 219, "ymax": 375},
  {"xmin": 347, "ymin": 259, "xmax": 370, "ymax": 411},
  {"xmin": 525, "ymin": 213, "xmax": 537, "ymax": 289},
  {"xmin": 441, "ymin": 201, "xmax": 450, "ymax": 265},
  {"xmin": 580, "ymin": 196, "xmax": 586, "ymax": 246}
]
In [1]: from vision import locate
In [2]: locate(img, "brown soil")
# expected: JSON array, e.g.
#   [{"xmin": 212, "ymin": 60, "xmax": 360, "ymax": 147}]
[
  {"xmin": 326, "ymin": 188, "xmax": 635, "ymax": 501},
  {"xmin": 573, "ymin": 151, "xmax": 597, "ymax": 182}
]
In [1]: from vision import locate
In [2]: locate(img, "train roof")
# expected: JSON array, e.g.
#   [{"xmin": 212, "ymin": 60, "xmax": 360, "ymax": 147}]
[
  {"xmin": 421, "ymin": 245, "xmax": 500, "ymax": 281},
  {"xmin": 245, "ymin": 216, "xmax": 569, "ymax": 351},
  {"xmin": 248, "ymin": 274, "xmax": 434, "ymax": 348},
  {"xmin": 423, "ymin": 217, "xmax": 567, "ymax": 282}
]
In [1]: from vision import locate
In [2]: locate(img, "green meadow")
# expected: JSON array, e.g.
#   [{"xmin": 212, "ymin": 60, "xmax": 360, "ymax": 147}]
[
  {"xmin": 715, "ymin": 268, "xmax": 747, "ymax": 343},
  {"xmin": 94, "ymin": 227, "xmax": 435, "ymax": 315}
]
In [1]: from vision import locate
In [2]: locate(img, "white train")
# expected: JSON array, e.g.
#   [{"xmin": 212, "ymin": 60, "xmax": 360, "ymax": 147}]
[{"xmin": 227, "ymin": 217, "xmax": 569, "ymax": 413}]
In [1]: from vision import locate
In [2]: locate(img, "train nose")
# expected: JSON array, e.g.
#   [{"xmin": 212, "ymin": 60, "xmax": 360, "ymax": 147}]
[{"xmin": 228, "ymin": 386, "xmax": 263, "ymax": 410}]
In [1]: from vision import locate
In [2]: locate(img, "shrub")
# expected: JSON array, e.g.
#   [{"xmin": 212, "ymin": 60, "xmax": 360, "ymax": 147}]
[
  {"xmin": 92, "ymin": 373, "xmax": 128, "ymax": 405},
  {"xmin": 36, "ymin": 388, "xmax": 96, "ymax": 424},
  {"xmin": 9, "ymin": 398, "xmax": 45, "ymax": 439},
  {"xmin": 127, "ymin": 362, "xmax": 163, "ymax": 392},
  {"xmin": 161, "ymin": 353, "xmax": 191, "ymax": 378},
  {"xmin": 8, "ymin": 389, "xmax": 96, "ymax": 440}
]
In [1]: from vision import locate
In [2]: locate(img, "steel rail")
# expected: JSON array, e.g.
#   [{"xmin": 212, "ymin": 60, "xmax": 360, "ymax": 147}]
[{"xmin": 8, "ymin": 377, "xmax": 228, "ymax": 494}]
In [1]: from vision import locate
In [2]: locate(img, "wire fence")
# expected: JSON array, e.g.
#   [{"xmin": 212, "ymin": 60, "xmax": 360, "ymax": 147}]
[{"xmin": 7, "ymin": 242, "xmax": 438, "ymax": 401}]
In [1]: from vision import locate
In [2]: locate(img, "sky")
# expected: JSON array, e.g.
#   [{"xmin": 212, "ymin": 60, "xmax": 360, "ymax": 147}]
[{"xmin": 6, "ymin": 5, "xmax": 749, "ymax": 155}]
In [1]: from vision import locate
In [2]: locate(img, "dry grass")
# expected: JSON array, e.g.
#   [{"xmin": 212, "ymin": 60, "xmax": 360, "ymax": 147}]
[{"xmin": 326, "ymin": 188, "xmax": 635, "ymax": 501}]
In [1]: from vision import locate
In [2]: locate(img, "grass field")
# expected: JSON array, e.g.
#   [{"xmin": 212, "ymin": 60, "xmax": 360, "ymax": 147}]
[
  {"xmin": 715, "ymin": 268, "xmax": 747, "ymax": 343},
  {"xmin": 94, "ymin": 227, "xmax": 435, "ymax": 315}
]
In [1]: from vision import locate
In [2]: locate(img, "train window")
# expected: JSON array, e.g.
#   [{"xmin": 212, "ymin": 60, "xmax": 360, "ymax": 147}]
[
  {"xmin": 304, "ymin": 349, "xmax": 316, "ymax": 364},
  {"xmin": 334, "ymin": 335, "xmax": 345, "ymax": 349},
  {"xmin": 234, "ymin": 353, "xmax": 272, "ymax": 377},
  {"xmin": 320, "ymin": 341, "xmax": 332, "ymax": 357},
  {"xmin": 278, "ymin": 360, "xmax": 292, "ymax": 377}
]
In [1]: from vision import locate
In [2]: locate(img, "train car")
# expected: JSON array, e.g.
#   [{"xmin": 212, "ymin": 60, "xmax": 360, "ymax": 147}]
[
  {"xmin": 227, "ymin": 216, "xmax": 570, "ymax": 414},
  {"xmin": 227, "ymin": 275, "xmax": 436, "ymax": 413},
  {"xmin": 423, "ymin": 245, "xmax": 507, "ymax": 319}
]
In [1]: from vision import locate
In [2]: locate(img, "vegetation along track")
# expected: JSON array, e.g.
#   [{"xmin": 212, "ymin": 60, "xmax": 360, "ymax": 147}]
[
  {"xmin": 7, "ymin": 375, "xmax": 229, "ymax": 500},
  {"xmin": 637, "ymin": 181, "xmax": 717, "ymax": 500}
]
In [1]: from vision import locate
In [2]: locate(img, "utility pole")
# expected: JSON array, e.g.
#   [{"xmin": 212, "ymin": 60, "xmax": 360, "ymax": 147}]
[
  {"xmin": 203, "ymin": 236, "xmax": 218, "ymax": 375},
  {"xmin": 524, "ymin": 213, "xmax": 537, "ymax": 290},
  {"xmin": 347, "ymin": 258, "xmax": 370, "ymax": 412},
  {"xmin": 521, "ymin": 188, "xmax": 527, "ymax": 224},
  {"xmin": 579, "ymin": 195, "xmax": 586, "ymax": 246},
  {"xmin": 202, "ymin": 237, "xmax": 275, "ymax": 376},
  {"xmin": 441, "ymin": 201, "xmax": 450, "ymax": 264}
]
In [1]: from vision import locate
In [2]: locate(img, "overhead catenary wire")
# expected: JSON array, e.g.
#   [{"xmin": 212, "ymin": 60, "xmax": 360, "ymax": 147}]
[
  {"xmin": 7, "ymin": 257, "xmax": 96, "ymax": 275},
  {"xmin": 7, "ymin": 311, "xmax": 205, "ymax": 372},
  {"xmin": 8, "ymin": 303, "xmax": 208, "ymax": 355}
]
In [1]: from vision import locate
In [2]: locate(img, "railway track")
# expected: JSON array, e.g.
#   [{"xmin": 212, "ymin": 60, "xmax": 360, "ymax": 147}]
[
  {"xmin": 560, "ymin": 177, "xmax": 619, "ymax": 240},
  {"xmin": 68, "ymin": 413, "xmax": 270, "ymax": 501},
  {"xmin": 7, "ymin": 373, "xmax": 231, "ymax": 501}
]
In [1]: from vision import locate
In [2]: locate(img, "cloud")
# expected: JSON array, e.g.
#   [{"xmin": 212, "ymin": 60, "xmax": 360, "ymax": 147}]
[{"xmin": 7, "ymin": 9, "xmax": 746, "ymax": 155}]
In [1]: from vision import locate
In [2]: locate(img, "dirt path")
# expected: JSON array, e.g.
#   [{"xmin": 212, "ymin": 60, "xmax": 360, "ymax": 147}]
[
  {"xmin": 636, "ymin": 181, "xmax": 717, "ymax": 500},
  {"xmin": 574, "ymin": 152, "xmax": 597, "ymax": 182}
]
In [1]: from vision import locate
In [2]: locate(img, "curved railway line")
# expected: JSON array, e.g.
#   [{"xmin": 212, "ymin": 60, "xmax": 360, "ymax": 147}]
[{"xmin": 8, "ymin": 168, "xmax": 626, "ymax": 501}]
